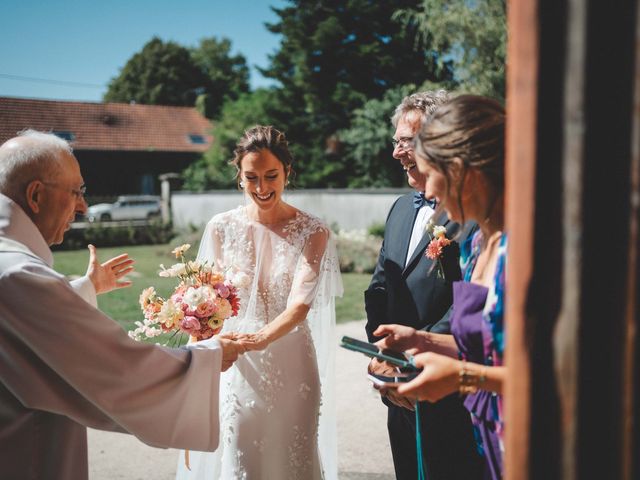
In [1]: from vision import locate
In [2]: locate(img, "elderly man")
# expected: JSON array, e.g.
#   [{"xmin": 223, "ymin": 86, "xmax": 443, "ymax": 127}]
[
  {"xmin": 365, "ymin": 92, "xmax": 481, "ymax": 479},
  {"xmin": 0, "ymin": 130, "xmax": 242, "ymax": 479}
]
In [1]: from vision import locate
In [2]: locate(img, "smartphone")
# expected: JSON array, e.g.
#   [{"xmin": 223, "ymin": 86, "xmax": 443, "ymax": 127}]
[
  {"xmin": 367, "ymin": 372, "xmax": 419, "ymax": 387},
  {"xmin": 340, "ymin": 336, "xmax": 418, "ymax": 371}
]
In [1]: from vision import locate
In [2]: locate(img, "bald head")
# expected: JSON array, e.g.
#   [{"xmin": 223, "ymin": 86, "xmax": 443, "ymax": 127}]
[{"xmin": 0, "ymin": 130, "xmax": 72, "ymax": 208}]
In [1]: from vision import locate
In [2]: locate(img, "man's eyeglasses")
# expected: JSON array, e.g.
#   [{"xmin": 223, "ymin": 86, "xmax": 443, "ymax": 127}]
[
  {"xmin": 391, "ymin": 136, "xmax": 414, "ymax": 150},
  {"xmin": 42, "ymin": 182, "xmax": 87, "ymax": 200}
]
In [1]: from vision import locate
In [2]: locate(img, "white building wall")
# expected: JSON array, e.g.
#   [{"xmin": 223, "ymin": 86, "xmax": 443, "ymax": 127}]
[{"xmin": 171, "ymin": 189, "xmax": 411, "ymax": 230}]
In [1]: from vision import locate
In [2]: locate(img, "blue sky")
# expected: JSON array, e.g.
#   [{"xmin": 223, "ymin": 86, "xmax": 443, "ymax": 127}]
[{"xmin": 0, "ymin": 0, "xmax": 287, "ymax": 102}]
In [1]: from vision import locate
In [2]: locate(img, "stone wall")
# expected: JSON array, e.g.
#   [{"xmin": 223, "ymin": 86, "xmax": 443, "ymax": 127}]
[{"xmin": 171, "ymin": 189, "xmax": 410, "ymax": 230}]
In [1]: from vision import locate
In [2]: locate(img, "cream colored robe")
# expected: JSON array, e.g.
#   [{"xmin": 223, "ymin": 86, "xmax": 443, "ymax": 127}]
[{"xmin": 0, "ymin": 194, "xmax": 222, "ymax": 480}]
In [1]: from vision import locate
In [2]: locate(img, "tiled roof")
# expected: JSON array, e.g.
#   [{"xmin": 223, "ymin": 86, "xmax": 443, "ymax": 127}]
[{"xmin": 0, "ymin": 97, "xmax": 213, "ymax": 152}]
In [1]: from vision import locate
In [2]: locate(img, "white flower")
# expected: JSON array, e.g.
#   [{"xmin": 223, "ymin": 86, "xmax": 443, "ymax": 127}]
[
  {"xmin": 129, "ymin": 319, "xmax": 163, "ymax": 340},
  {"xmin": 200, "ymin": 262, "xmax": 213, "ymax": 274},
  {"xmin": 183, "ymin": 286, "xmax": 205, "ymax": 310},
  {"xmin": 186, "ymin": 260, "xmax": 201, "ymax": 272},
  {"xmin": 433, "ymin": 226, "xmax": 447, "ymax": 239},
  {"xmin": 159, "ymin": 263, "xmax": 187, "ymax": 278},
  {"xmin": 157, "ymin": 299, "xmax": 184, "ymax": 328},
  {"xmin": 138, "ymin": 286, "xmax": 156, "ymax": 308},
  {"xmin": 171, "ymin": 243, "xmax": 191, "ymax": 258}
]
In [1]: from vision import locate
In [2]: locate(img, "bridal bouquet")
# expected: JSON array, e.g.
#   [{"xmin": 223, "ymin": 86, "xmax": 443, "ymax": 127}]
[{"xmin": 129, "ymin": 244, "xmax": 241, "ymax": 343}]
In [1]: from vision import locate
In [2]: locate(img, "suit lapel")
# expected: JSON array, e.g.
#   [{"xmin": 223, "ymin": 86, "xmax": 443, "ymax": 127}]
[
  {"xmin": 402, "ymin": 210, "xmax": 450, "ymax": 276},
  {"xmin": 390, "ymin": 205, "xmax": 418, "ymax": 266}
]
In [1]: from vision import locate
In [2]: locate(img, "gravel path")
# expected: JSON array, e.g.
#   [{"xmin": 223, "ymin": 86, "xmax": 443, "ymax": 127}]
[{"xmin": 88, "ymin": 319, "xmax": 395, "ymax": 479}]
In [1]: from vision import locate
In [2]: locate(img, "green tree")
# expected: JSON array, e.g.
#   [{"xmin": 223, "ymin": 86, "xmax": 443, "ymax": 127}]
[
  {"xmin": 104, "ymin": 37, "xmax": 250, "ymax": 118},
  {"xmin": 104, "ymin": 37, "xmax": 209, "ymax": 106},
  {"xmin": 191, "ymin": 37, "xmax": 250, "ymax": 118},
  {"xmin": 340, "ymin": 84, "xmax": 416, "ymax": 188},
  {"xmin": 182, "ymin": 89, "xmax": 278, "ymax": 190},
  {"xmin": 260, "ymin": 0, "xmax": 454, "ymax": 187},
  {"xmin": 394, "ymin": 0, "xmax": 507, "ymax": 100},
  {"xmin": 340, "ymin": 81, "xmax": 450, "ymax": 188}
]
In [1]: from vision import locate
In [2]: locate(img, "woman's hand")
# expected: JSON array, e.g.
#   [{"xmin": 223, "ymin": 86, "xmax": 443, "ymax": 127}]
[
  {"xmin": 373, "ymin": 324, "xmax": 428, "ymax": 355},
  {"xmin": 85, "ymin": 244, "xmax": 135, "ymax": 295},
  {"xmin": 235, "ymin": 331, "xmax": 269, "ymax": 351},
  {"xmin": 396, "ymin": 352, "xmax": 461, "ymax": 403}
]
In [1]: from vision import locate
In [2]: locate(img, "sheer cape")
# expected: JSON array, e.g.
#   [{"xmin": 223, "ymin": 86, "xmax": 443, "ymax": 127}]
[{"xmin": 178, "ymin": 206, "xmax": 342, "ymax": 479}]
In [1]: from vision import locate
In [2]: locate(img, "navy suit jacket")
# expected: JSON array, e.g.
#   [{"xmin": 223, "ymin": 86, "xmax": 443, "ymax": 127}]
[
  {"xmin": 364, "ymin": 192, "xmax": 482, "ymax": 480},
  {"xmin": 365, "ymin": 193, "xmax": 465, "ymax": 342}
]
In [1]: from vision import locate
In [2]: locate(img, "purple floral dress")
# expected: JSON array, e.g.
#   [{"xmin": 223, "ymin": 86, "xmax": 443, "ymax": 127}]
[{"xmin": 450, "ymin": 231, "xmax": 506, "ymax": 480}]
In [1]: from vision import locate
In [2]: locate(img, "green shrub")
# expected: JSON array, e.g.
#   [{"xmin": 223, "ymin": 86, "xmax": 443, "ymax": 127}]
[
  {"xmin": 367, "ymin": 222, "xmax": 385, "ymax": 238},
  {"xmin": 55, "ymin": 221, "xmax": 175, "ymax": 251},
  {"xmin": 335, "ymin": 229, "xmax": 382, "ymax": 273}
]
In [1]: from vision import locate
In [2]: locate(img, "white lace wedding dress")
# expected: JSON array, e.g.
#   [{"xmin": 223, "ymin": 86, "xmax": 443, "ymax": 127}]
[{"xmin": 176, "ymin": 206, "xmax": 342, "ymax": 480}]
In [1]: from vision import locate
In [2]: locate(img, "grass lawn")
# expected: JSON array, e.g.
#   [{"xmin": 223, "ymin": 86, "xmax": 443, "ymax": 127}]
[{"xmin": 53, "ymin": 244, "xmax": 370, "ymax": 334}]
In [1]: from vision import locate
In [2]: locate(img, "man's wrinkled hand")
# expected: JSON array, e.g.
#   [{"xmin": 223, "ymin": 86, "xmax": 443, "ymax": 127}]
[
  {"xmin": 85, "ymin": 244, "xmax": 134, "ymax": 295},
  {"xmin": 368, "ymin": 357, "xmax": 398, "ymax": 377},
  {"xmin": 378, "ymin": 384, "xmax": 416, "ymax": 411},
  {"xmin": 368, "ymin": 358, "xmax": 416, "ymax": 410},
  {"xmin": 373, "ymin": 324, "xmax": 425, "ymax": 355},
  {"xmin": 217, "ymin": 334, "xmax": 247, "ymax": 371}
]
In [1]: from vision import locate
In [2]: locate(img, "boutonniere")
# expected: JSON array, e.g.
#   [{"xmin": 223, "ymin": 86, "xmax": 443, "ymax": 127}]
[{"xmin": 425, "ymin": 221, "xmax": 452, "ymax": 278}]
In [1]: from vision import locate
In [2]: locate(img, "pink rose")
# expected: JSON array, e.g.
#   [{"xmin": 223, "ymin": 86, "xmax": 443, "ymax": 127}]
[
  {"xmin": 180, "ymin": 316, "xmax": 201, "ymax": 333},
  {"xmin": 215, "ymin": 283, "xmax": 230, "ymax": 298}
]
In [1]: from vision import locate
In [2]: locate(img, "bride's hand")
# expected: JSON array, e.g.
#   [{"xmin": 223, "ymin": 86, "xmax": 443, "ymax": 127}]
[{"xmin": 235, "ymin": 332, "xmax": 269, "ymax": 351}]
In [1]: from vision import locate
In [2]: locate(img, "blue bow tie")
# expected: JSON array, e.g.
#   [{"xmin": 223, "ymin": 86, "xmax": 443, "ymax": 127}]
[{"xmin": 413, "ymin": 192, "xmax": 437, "ymax": 210}]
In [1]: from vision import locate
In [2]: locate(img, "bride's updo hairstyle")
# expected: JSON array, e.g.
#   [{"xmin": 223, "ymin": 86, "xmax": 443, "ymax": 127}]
[
  {"xmin": 231, "ymin": 125, "xmax": 295, "ymax": 188},
  {"xmin": 415, "ymin": 94, "xmax": 505, "ymax": 225}
]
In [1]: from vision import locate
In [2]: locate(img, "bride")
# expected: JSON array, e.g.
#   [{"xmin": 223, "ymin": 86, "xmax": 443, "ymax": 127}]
[{"xmin": 176, "ymin": 125, "xmax": 342, "ymax": 480}]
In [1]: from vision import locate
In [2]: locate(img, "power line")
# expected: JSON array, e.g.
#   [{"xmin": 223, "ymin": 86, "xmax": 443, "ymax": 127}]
[{"xmin": 0, "ymin": 73, "xmax": 105, "ymax": 89}]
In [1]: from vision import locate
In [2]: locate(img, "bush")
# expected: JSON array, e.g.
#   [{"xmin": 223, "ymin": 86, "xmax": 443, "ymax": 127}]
[
  {"xmin": 367, "ymin": 222, "xmax": 385, "ymax": 238},
  {"xmin": 168, "ymin": 224, "xmax": 205, "ymax": 252},
  {"xmin": 55, "ymin": 221, "xmax": 175, "ymax": 251},
  {"xmin": 335, "ymin": 229, "xmax": 382, "ymax": 274}
]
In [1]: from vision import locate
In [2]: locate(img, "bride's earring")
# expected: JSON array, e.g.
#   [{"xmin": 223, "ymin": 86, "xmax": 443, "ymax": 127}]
[{"xmin": 239, "ymin": 181, "xmax": 245, "ymax": 189}]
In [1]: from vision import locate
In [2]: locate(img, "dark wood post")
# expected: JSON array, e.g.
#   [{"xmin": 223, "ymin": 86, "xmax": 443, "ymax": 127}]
[{"xmin": 505, "ymin": 1, "xmax": 639, "ymax": 478}]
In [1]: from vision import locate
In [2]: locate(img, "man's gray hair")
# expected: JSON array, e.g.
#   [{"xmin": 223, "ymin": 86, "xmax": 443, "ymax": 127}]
[
  {"xmin": 391, "ymin": 90, "xmax": 450, "ymax": 127},
  {"xmin": 0, "ymin": 129, "xmax": 72, "ymax": 202}
]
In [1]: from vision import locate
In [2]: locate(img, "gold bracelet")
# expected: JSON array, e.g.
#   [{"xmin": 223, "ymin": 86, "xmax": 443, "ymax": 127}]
[{"xmin": 458, "ymin": 361, "xmax": 487, "ymax": 395}]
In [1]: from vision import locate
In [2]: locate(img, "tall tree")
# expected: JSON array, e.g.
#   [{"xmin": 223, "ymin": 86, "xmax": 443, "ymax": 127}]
[
  {"xmin": 394, "ymin": 0, "xmax": 507, "ymax": 100},
  {"xmin": 104, "ymin": 36, "xmax": 250, "ymax": 117},
  {"xmin": 260, "ymin": 0, "xmax": 453, "ymax": 187},
  {"xmin": 182, "ymin": 89, "xmax": 278, "ymax": 190},
  {"xmin": 104, "ymin": 37, "xmax": 208, "ymax": 106},
  {"xmin": 191, "ymin": 37, "xmax": 250, "ymax": 117},
  {"xmin": 339, "ymin": 84, "xmax": 417, "ymax": 188}
]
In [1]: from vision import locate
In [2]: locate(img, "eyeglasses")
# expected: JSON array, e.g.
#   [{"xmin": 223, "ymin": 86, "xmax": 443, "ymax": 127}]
[
  {"xmin": 42, "ymin": 182, "xmax": 87, "ymax": 200},
  {"xmin": 391, "ymin": 136, "xmax": 414, "ymax": 150}
]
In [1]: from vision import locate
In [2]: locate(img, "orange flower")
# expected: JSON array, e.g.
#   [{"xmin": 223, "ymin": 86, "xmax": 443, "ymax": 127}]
[{"xmin": 426, "ymin": 237, "xmax": 451, "ymax": 260}]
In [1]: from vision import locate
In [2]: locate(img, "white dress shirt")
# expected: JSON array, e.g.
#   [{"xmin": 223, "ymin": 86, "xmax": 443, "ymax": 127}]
[{"xmin": 405, "ymin": 203, "xmax": 435, "ymax": 267}]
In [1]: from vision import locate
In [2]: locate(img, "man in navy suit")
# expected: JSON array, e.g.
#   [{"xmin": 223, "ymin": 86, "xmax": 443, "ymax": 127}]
[{"xmin": 365, "ymin": 91, "xmax": 481, "ymax": 479}]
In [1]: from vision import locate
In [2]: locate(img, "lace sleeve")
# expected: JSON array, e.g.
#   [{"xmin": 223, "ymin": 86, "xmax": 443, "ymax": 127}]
[
  {"xmin": 197, "ymin": 218, "xmax": 225, "ymax": 267},
  {"xmin": 289, "ymin": 228, "xmax": 330, "ymax": 306}
]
